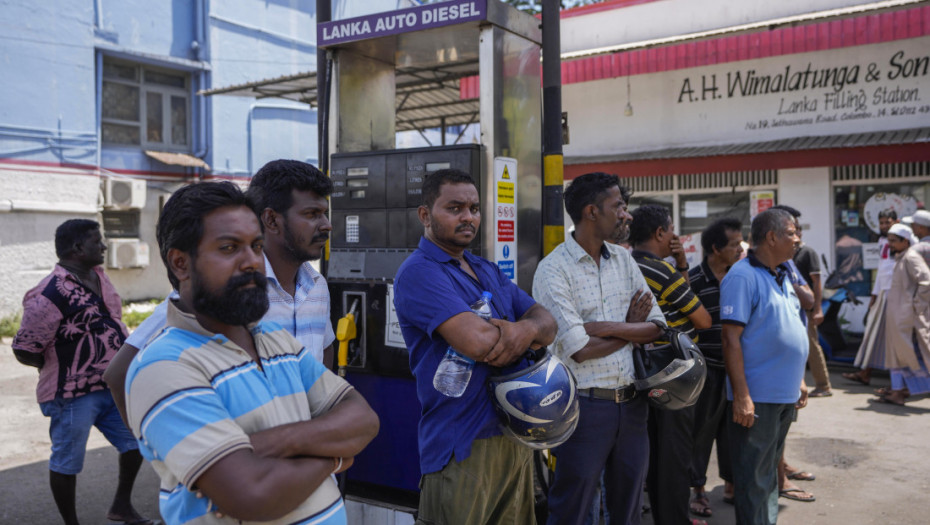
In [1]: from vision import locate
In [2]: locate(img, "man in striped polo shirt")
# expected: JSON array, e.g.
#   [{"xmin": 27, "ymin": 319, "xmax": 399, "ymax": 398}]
[
  {"xmin": 630, "ymin": 204, "xmax": 711, "ymax": 525},
  {"xmin": 688, "ymin": 217, "xmax": 744, "ymax": 518},
  {"xmin": 124, "ymin": 182, "xmax": 379, "ymax": 525}
]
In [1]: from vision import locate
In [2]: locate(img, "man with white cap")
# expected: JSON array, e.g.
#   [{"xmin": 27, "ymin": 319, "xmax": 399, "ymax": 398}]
[
  {"xmin": 904, "ymin": 210, "xmax": 930, "ymax": 267},
  {"xmin": 874, "ymin": 222, "xmax": 930, "ymax": 406}
]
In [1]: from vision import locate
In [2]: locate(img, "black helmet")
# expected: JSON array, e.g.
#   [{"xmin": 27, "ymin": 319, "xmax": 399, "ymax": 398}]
[
  {"xmin": 487, "ymin": 349, "xmax": 579, "ymax": 450},
  {"xmin": 633, "ymin": 327, "xmax": 706, "ymax": 410}
]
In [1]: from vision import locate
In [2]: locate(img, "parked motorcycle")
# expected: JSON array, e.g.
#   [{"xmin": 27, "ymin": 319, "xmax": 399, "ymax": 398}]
[{"xmin": 818, "ymin": 254, "xmax": 862, "ymax": 362}]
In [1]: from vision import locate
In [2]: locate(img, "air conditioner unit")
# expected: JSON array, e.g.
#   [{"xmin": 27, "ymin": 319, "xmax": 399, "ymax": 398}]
[
  {"xmin": 103, "ymin": 178, "xmax": 147, "ymax": 209},
  {"xmin": 106, "ymin": 239, "xmax": 150, "ymax": 269}
]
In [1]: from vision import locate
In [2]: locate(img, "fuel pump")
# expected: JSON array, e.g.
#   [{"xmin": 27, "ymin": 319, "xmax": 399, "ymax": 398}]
[{"xmin": 316, "ymin": 0, "xmax": 545, "ymax": 513}]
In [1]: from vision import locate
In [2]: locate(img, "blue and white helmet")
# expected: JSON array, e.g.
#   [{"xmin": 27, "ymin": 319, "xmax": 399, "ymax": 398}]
[{"xmin": 487, "ymin": 349, "xmax": 579, "ymax": 450}]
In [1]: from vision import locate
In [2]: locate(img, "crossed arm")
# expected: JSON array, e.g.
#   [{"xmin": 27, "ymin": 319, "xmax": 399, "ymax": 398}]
[
  {"xmin": 194, "ymin": 388, "xmax": 379, "ymax": 521},
  {"xmin": 435, "ymin": 303, "xmax": 557, "ymax": 367},
  {"xmin": 572, "ymin": 289, "xmax": 663, "ymax": 363}
]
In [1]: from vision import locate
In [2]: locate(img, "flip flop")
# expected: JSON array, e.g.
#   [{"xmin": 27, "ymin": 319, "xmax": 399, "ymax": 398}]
[
  {"xmin": 873, "ymin": 394, "xmax": 906, "ymax": 406},
  {"xmin": 842, "ymin": 372, "xmax": 870, "ymax": 385},
  {"xmin": 874, "ymin": 387, "xmax": 910, "ymax": 397},
  {"xmin": 722, "ymin": 495, "xmax": 734, "ymax": 505},
  {"xmin": 106, "ymin": 514, "xmax": 156, "ymax": 525},
  {"xmin": 786, "ymin": 470, "xmax": 816, "ymax": 481},
  {"xmin": 779, "ymin": 488, "xmax": 816, "ymax": 502},
  {"xmin": 808, "ymin": 389, "xmax": 832, "ymax": 397},
  {"xmin": 690, "ymin": 493, "xmax": 713, "ymax": 517}
]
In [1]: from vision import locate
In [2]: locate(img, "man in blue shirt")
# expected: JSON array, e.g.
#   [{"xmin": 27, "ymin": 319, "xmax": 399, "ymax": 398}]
[
  {"xmin": 393, "ymin": 168, "xmax": 557, "ymax": 524},
  {"xmin": 721, "ymin": 208, "xmax": 810, "ymax": 525}
]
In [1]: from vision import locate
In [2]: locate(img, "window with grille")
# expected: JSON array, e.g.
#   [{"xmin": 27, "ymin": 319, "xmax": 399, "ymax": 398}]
[{"xmin": 101, "ymin": 58, "xmax": 190, "ymax": 150}]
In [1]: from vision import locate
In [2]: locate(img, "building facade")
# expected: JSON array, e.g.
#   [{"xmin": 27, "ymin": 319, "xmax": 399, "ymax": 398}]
[
  {"xmin": 559, "ymin": 0, "xmax": 930, "ymax": 332},
  {"xmin": 0, "ymin": 0, "xmax": 400, "ymax": 318}
]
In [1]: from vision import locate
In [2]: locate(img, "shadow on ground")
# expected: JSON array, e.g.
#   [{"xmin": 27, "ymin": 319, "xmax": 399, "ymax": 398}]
[{"xmin": 0, "ymin": 446, "xmax": 162, "ymax": 524}]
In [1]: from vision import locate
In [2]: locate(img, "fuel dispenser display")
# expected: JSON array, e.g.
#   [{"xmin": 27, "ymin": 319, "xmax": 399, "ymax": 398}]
[{"xmin": 328, "ymin": 144, "xmax": 482, "ymax": 505}]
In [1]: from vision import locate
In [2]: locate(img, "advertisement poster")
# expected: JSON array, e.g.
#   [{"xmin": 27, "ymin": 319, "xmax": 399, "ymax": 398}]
[{"xmin": 749, "ymin": 190, "xmax": 775, "ymax": 219}]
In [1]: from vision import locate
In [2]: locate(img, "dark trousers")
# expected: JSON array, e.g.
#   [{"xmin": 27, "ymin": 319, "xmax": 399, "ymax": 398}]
[
  {"xmin": 690, "ymin": 365, "xmax": 732, "ymax": 487},
  {"xmin": 646, "ymin": 403, "xmax": 696, "ymax": 525},
  {"xmin": 727, "ymin": 402, "xmax": 795, "ymax": 525},
  {"xmin": 547, "ymin": 395, "xmax": 649, "ymax": 525}
]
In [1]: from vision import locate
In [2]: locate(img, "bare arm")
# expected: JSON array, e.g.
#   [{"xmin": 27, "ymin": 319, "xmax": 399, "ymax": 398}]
[
  {"xmin": 322, "ymin": 344, "xmax": 334, "ymax": 370},
  {"xmin": 103, "ymin": 342, "xmax": 140, "ymax": 427},
  {"xmin": 808, "ymin": 272, "xmax": 824, "ymax": 326},
  {"xmin": 194, "ymin": 388, "xmax": 379, "ymax": 521},
  {"xmin": 434, "ymin": 311, "xmax": 502, "ymax": 361},
  {"xmin": 687, "ymin": 304, "xmax": 713, "ymax": 330},
  {"xmin": 248, "ymin": 389, "xmax": 379, "ymax": 460},
  {"xmin": 484, "ymin": 303, "xmax": 557, "ymax": 367},
  {"xmin": 195, "ymin": 450, "xmax": 337, "ymax": 521},
  {"xmin": 793, "ymin": 283, "xmax": 815, "ymax": 312},
  {"xmin": 723, "ymin": 323, "xmax": 754, "ymax": 428}
]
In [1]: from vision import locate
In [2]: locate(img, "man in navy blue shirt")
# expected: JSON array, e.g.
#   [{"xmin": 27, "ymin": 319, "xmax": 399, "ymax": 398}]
[{"xmin": 393, "ymin": 169, "xmax": 557, "ymax": 524}]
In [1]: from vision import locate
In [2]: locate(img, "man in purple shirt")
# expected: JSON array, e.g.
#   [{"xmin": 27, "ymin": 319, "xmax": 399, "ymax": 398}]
[{"xmin": 12, "ymin": 219, "xmax": 150, "ymax": 525}]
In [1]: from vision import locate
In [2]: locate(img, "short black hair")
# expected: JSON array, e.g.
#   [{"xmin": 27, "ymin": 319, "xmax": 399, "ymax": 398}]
[
  {"xmin": 701, "ymin": 217, "xmax": 743, "ymax": 253},
  {"xmin": 55, "ymin": 219, "xmax": 100, "ymax": 259},
  {"xmin": 247, "ymin": 160, "xmax": 333, "ymax": 214},
  {"xmin": 770, "ymin": 204, "xmax": 801, "ymax": 219},
  {"xmin": 751, "ymin": 208, "xmax": 792, "ymax": 246},
  {"xmin": 878, "ymin": 208, "xmax": 897, "ymax": 220},
  {"xmin": 629, "ymin": 204, "xmax": 671, "ymax": 246},
  {"xmin": 421, "ymin": 169, "xmax": 476, "ymax": 209},
  {"xmin": 563, "ymin": 172, "xmax": 625, "ymax": 224},
  {"xmin": 157, "ymin": 182, "xmax": 257, "ymax": 289}
]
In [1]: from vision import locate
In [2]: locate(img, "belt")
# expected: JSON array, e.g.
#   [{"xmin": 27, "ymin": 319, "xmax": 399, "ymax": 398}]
[{"xmin": 576, "ymin": 385, "xmax": 637, "ymax": 404}]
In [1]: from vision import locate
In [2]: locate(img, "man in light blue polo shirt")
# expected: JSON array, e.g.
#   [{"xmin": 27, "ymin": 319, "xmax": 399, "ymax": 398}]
[{"xmin": 720, "ymin": 208, "xmax": 810, "ymax": 525}]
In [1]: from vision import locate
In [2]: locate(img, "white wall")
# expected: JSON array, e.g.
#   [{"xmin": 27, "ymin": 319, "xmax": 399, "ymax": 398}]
[
  {"xmin": 778, "ymin": 167, "xmax": 833, "ymax": 272},
  {"xmin": 561, "ymin": 0, "xmax": 892, "ymax": 53}
]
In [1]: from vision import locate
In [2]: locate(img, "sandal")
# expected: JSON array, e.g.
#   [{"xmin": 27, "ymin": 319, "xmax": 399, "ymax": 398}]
[
  {"xmin": 690, "ymin": 493, "xmax": 712, "ymax": 517},
  {"xmin": 874, "ymin": 387, "xmax": 910, "ymax": 397},
  {"xmin": 779, "ymin": 487, "xmax": 815, "ymax": 502},
  {"xmin": 786, "ymin": 469, "xmax": 816, "ymax": 481},
  {"xmin": 842, "ymin": 371, "xmax": 870, "ymax": 385}
]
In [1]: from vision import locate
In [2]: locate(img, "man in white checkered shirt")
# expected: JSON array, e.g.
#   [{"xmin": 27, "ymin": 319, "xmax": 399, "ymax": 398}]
[{"xmin": 533, "ymin": 172, "xmax": 664, "ymax": 525}]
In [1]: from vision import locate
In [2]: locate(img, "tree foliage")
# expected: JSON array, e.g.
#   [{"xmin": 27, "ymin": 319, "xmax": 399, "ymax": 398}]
[{"xmin": 500, "ymin": 0, "xmax": 606, "ymax": 15}]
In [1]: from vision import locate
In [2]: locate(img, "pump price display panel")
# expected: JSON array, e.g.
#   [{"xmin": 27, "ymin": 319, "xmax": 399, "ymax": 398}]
[{"xmin": 494, "ymin": 157, "xmax": 517, "ymax": 284}]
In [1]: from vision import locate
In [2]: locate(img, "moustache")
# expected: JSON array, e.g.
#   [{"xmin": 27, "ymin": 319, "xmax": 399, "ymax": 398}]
[
  {"xmin": 456, "ymin": 224, "xmax": 476, "ymax": 234},
  {"xmin": 228, "ymin": 272, "xmax": 268, "ymax": 290},
  {"xmin": 311, "ymin": 234, "xmax": 330, "ymax": 244}
]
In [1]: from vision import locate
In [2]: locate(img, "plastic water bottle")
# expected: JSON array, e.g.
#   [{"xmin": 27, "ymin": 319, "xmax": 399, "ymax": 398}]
[{"xmin": 433, "ymin": 291, "xmax": 493, "ymax": 397}]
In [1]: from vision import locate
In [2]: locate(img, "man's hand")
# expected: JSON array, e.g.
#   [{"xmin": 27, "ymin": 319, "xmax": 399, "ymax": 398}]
[
  {"xmin": 669, "ymin": 235, "xmax": 688, "ymax": 268},
  {"xmin": 811, "ymin": 309, "xmax": 824, "ymax": 326},
  {"xmin": 484, "ymin": 318, "xmax": 535, "ymax": 367},
  {"xmin": 732, "ymin": 394, "xmax": 756, "ymax": 428},
  {"xmin": 796, "ymin": 381, "xmax": 809, "ymax": 410},
  {"xmin": 626, "ymin": 289, "xmax": 653, "ymax": 323}
]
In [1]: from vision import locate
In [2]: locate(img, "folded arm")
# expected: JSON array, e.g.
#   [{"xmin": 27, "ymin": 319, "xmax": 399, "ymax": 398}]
[{"xmin": 248, "ymin": 388, "xmax": 379, "ymax": 460}]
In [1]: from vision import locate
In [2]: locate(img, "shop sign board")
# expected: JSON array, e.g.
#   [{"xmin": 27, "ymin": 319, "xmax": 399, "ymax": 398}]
[
  {"xmin": 318, "ymin": 0, "xmax": 486, "ymax": 46},
  {"xmin": 863, "ymin": 192, "xmax": 918, "ymax": 234},
  {"xmin": 564, "ymin": 37, "xmax": 930, "ymax": 157},
  {"xmin": 494, "ymin": 157, "xmax": 518, "ymax": 284}
]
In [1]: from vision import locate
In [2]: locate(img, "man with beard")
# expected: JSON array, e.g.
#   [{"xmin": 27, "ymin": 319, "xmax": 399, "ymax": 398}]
[
  {"xmin": 533, "ymin": 172, "xmax": 663, "ymax": 525},
  {"xmin": 105, "ymin": 159, "xmax": 336, "ymax": 423},
  {"xmin": 628, "ymin": 204, "xmax": 712, "ymax": 525},
  {"xmin": 12, "ymin": 219, "xmax": 151, "ymax": 525},
  {"xmin": 688, "ymin": 217, "xmax": 743, "ymax": 518},
  {"xmin": 393, "ymin": 168, "xmax": 557, "ymax": 524},
  {"xmin": 124, "ymin": 182, "xmax": 379, "ymax": 525},
  {"xmin": 844, "ymin": 209, "xmax": 899, "ymax": 385}
]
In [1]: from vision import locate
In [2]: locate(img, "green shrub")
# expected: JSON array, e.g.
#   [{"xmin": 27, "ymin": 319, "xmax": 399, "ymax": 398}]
[
  {"xmin": 0, "ymin": 312, "xmax": 22, "ymax": 338},
  {"xmin": 122, "ymin": 299, "xmax": 161, "ymax": 329}
]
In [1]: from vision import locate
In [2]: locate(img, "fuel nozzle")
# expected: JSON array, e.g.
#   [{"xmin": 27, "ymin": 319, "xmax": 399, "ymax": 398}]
[{"xmin": 336, "ymin": 299, "xmax": 359, "ymax": 377}]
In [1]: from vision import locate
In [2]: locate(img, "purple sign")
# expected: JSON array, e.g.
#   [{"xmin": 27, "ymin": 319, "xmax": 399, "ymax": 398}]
[{"xmin": 318, "ymin": 0, "xmax": 487, "ymax": 47}]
